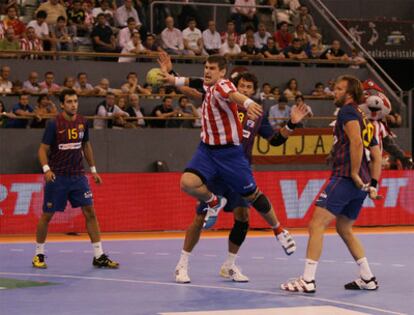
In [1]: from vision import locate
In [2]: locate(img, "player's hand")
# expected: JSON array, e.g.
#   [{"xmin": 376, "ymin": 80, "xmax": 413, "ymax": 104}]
[
  {"xmin": 351, "ymin": 173, "xmax": 364, "ymax": 189},
  {"xmin": 159, "ymin": 70, "xmax": 176, "ymax": 86},
  {"xmin": 157, "ymin": 52, "xmax": 173, "ymax": 73},
  {"xmin": 290, "ymin": 103, "xmax": 309, "ymax": 124},
  {"xmin": 92, "ymin": 173, "xmax": 103, "ymax": 185},
  {"xmin": 247, "ymin": 102, "xmax": 263, "ymax": 120},
  {"xmin": 45, "ymin": 170, "xmax": 56, "ymax": 183}
]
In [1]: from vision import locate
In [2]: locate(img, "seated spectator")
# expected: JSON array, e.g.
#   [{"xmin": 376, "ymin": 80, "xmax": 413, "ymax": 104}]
[
  {"xmin": 293, "ymin": 24, "xmax": 309, "ymax": 47},
  {"xmin": 121, "ymin": 72, "xmax": 151, "ymax": 95},
  {"xmin": 307, "ymin": 25, "xmax": 322, "ymax": 52},
  {"xmin": 2, "ymin": 6, "xmax": 25, "ymax": 37},
  {"xmin": 182, "ymin": 18, "xmax": 203, "ymax": 56},
  {"xmin": 312, "ymin": 82, "xmax": 329, "ymax": 97},
  {"xmin": 150, "ymin": 96, "xmax": 178, "ymax": 128},
  {"xmin": 273, "ymin": 21, "xmax": 292, "ymax": 51},
  {"xmin": 219, "ymin": 34, "xmax": 241, "ymax": 58},
  {"xmin": 39, "ymin": 71, "xmax": 61, "ymax": 94},
  {"xmin": 119, "ymin": 31, "xmax": 147, "ymax": 62},
  {"xmin": 12, "ymin": 79, "xmax": 23, "ymax": 94},
  {"xmin": 74, "ymin": 72, "xmax": 95, "ymax": 95},
  {"xmin": 94, "ymin": 78, "xmax": 121, "ymax": 96},
  {"xmin": 125, "ymin": 93, "xmax": 145, "ymax": 127},
  {"xmin": 283, "ymin": 78, "xmax": 302, "ymax": 100},
  {"xmin": 91, "ymin": 13, "xmax": 118, "ymax": 53},
  {"xmin": 272, "ymin": 86, "xmax": 281, "ymax": 101},
  {"xmin": 117, "ymin": 95, "xmax": 128, "ymax": 111},
  {"xmin": 115, "ymin": 0, "xmax": 141, "ymax": 28},
  {"xmin": 241, "ymin": 36, "xmax": 263, "ymax": 59},
  {"xmin": 118, "ymin": 17, "xmax": 139, "ymax": 49},
  {"xmin": 307, "ymin": 44, "xmax": 320, "ymax": 59},
  {"xmin": 320, "ymin": 40, "xmax": 349, "ymax": 61},
  {"xmin": 292, "ymin": 5, "xmax": 314, "ymax": 30},
  {"xmin": 268, "ymin": 95, "xmax": 290, "ymax": 130},
  {"xmin": 92, "ymin": 0, "xmax": 114, "ymax": 25},
  {"xmin": 161, "ymin": 16, "xmax": 188, "ymax": 55},
  {"xmin": 231, "ymin": 0, "xmax": 258, "ymax": 33},
  {"xmin": 291, "ymin": 95, "xmax": 313, "ymax": 127},
  {"xmin": 20, "ymin": 27, "xmax": 43, "ymax": 58},
  {"xmin": 284, "ymin": 38, "xmax": 307, "ymax": 60},
  {"xmin": 62, "ymin": 76, "xmax": 76, "ymax": 91},
  {"xmin": 30, "ymin": 94, "xmax": 57, "ymax": 128},
  {"xmin": 27, "ymin": 10, "xmax": 55, "ymax": 51},
  {"xmin": 349, "ymin": 48, "xmax": 366, "ymax": 69},
  {"xmin": 254, "ymin": 23, "xmax": 272, "ymax": 50},
  {"xmin": 36, "ymin": 0, "xmax": 67, "ymax": 26},
  {"xmin": 261, "ymin": 37, "xmax": 285, "ymax": 59},
  {"xmin": 67, "ymin": 0, "xmax": 88, "ymax": 37},
  {"xmin": 0, "ymin": 65, "xmax": 13, "ymax": 93},
  {"xmin": 202, "ymin": 20, "xmax": 221, "ymax": 55},
  {"xmin": 23, "ymin": 71, "xmax": 41, "ymax": 94},
  {"xmin": 220, "ymin": 20, "xmax": 239, "ymax": 44},
  {"xmin": 175, "ymin": 96, "xmax": 199, "ymax": 128},
  {"xmin": 51, "ymin": 16, "xmax": 77, "ymax": 52},
  {"xmin": 6, "ymin": 94, "xmax": 39, "ymax": 128},
  {"xmin": 324, "ymin": 79, "xmax": 335, "ymax": 96},
  {"xmin": 82, "ymin": 1, "xmax": 95, "ymax": 30},
  {"xmin": 143, "ymin": 33, "xmax": 163, "ymax": 54},
  {"xmin": 259, "ymin": 83, "xmax": 273, "ymax": 101},
  {"xmin": 238, "ymin": 24, "xmax": 255, "ymax": 47},
  {"xmin": 0, "ymin": 28, "xmax": 20, "ymax": 56},
  {"xmin": 94, "ymin": 92, "xmax": 130, "ymax": 129}
]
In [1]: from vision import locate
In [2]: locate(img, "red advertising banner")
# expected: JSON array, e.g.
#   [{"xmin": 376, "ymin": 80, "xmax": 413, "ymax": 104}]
[{"xmin": 1, "ymin": 171, "xmax": 413, "ymax": 234}]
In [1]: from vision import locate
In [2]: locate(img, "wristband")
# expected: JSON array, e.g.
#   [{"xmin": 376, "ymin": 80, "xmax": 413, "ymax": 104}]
[
  {"xmin": 285, "ymin": 119, "xmax": 297, "ymax": 132},
  {"xmin": 370, "ymin": 178, "xmax": 378, "ymax": 188},
  {"xmin": 175, "ymin": 77, "xmax": 186, "ymax": 87},
  {"xmin": 42, "ymin": 164, "xmax": 51, "ymax": 173},
  {"xmin": 90, "ymin": 166, "xmax": 97, "ymax": 173},
  {"xmin": 243, "ymin": 98, "xmax": 254, "ymax": 109}
]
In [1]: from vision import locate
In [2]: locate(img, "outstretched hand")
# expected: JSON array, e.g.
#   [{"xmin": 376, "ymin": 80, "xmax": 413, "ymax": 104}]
[
  {"xmin": 247, "ymin": 102, "xmax": 263, "ymax": 120},
  {"xmin": 157, "ymin": 52, "xmax": 173, "ymax": 73},
  {"xmin": 290, "ymin": 103, "xmax": 309, "ymax": 124}
]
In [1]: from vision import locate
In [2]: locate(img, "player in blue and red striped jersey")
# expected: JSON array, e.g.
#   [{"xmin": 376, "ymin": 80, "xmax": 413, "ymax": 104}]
[
  {"xmin": 281, "ymin": 75, "xmax": 382, "ymax": 293},
  {"xmin": 32, "ymin": 89, "xmax": 119, "ymax": 269}
]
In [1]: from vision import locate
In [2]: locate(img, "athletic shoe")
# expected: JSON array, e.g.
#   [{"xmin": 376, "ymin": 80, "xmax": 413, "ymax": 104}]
[
  {"xmin": 175, "ymin": 265, "xmax": 191, "ymax": 283},
  {"xmin": 32, "ymin": 254, "xmax": 47, "ymax": 269},
  {"xmin": 280, "ymin": 276, "xmax": 316, "ymax": 293},
  {"xmin": 276, "ymin": 229, "xmax": 296, "ymax": 255},
  {"xmin": 92, "ymin": 254, "xmax": 119, "ymax": 269},
  {"xmin": 344, "ymin": 277, "xmax": 378, "ymax": 290},
  {"xmin": 220, "ymin": 264, "xmax": 249, "ymax": 282},
  {"xmin": 203, "ymin": 196, "xmax": 227, "ymax": 229}
]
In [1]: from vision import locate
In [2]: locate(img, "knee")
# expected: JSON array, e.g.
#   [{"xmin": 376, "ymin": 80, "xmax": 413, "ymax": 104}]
[
  {"xmin": 229, "ymin": 220, "xmax": 249, "ymax": 246},
  {"xmin": 83, "ymin": 207, "xmax": 97, "ymax": 220},
  {"xmin": 234, "ymin": 208, "xmax": 249, "ymax": 222},
  {"xmin": 248, "ymin": 190, "xmax": 272, "ymax": 214},
  {"xmin": 40, "ymin": 213, "xmax": 54, "ymax": 224},
  {"xmin": 180, "ymin": 173, "xmax": 199, "ymax": 193},
  {"xmin": 308, "ymin": 218, "xmax": 325, "ymax": 235},
  {"xmin": 336, "ymin": 224, "xmax": 352, "ymax": 239}
]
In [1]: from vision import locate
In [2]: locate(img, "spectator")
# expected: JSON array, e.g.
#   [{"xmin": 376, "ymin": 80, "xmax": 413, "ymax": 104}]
[
  {"xmin": 324, "ymin": 79, "xmax": 335, "ymax": 96},
  {"xmin": 273, "ymin": 21, "xmax": 292, "ymax": 51},
  {"xmin": 161, "ymin": 16, "xmax": 187, "ymax": 55},
  {"xmin": 202, "ymin": 20, "xmax": 221, "ymax": 55},
  {"xmin": 254, "ymin": 23, "xmax": 272, "ymax": 50},
  {"xmin": 307, "ymin": 44, "xmax": 320, "ymax": 59},
  {"xmin": 219, "ymin": 34, "xmax": 241, "ymax": 58},
  {"xmin": 349, "ymin": 48, "xmax": 366, "ymax": 69},
  {"xmin": 182, "ymin": 17, "xmax": 203, "ymax": 56},
  {"xmin": 238, "ymin": 23, "xmax": 255, "ymax": 47},
  {"xmin": 0, "ymin": 65, "xmax": 13, "ymax": 93},
  {"xmin": 121, "ymin": 72, "xmax": 151, "ymax": 95},
  {"xmin": 175, "ymin": 96, "xmax": 199, "ymax": 128},
  {"xmin": 261, "ymin": 37, "xmax": 285, "ymax": 59},
  {"xmin": 291, "ymin": 95, "xmax": 313, "ymax": 127},
  {"xmin": 241, "ymin": 35, "xmax": 263, "ymax": 59},
  {"xmin": 23, "ymin": 71, "xmax": 41, "ymax": 94},
  {"xmin": 150, "ymin": 96, "xmax": 178, "ymax": 128},
  {"xmin": 320, "ymin": 40, "xmax": 349, "ymax": 61},
  {"xmin": 259, "ymin": 83, "xmax": 273, "ymax": 102},
  {"xmin": 143, "ymin": 33, "xmax": 163, "ymax": 53},
  {"xmin": 283, "ymin": 0, "xmax": 301, "ymax": 11},
  {"xmin": 30, "ymin": 94, "xmax": 57, "ymax": 128},
  {"xmin": 117, "ymin": 95, "xmax": 128, "ymax": 111},
  {"xmin": 285, "ymin": 38, "xmax": 307, "ymax": 60},
  {"xmin": 94, "ymin": 78, "xmax": 121, "ymax": 96},
  {"xmin": 20, "ymin": 27, "xmax": 43, "ymax": 58},
  {"xmin": 2, "ymin": 6, "xmax": 25, "ymax": 37},
  {"xmin": 94, "ymin": 92, "xmax": 130, "ymax": 129},
  {"xmin": 0, "ymin": 100, "xmax": 9, "ymax": 127},
  {"xmin": 0, "ymin": 28, "xmax": 19, "ymax": 56},
  {"xmin": 292, "ymin": 5, "xmax": 314, "ymax": 30},
  {"xmin": 6, "ymin": 94, "xmax": 38, "ymax": 128},
  {"xmin": 115, "ymin": 0, "xmax": 141, "ymax": 28},
  {"xmin": 92, "ymin": 0, "xmax": 114, "ymax": 25},
  {"xmin": 11, "ymin": 79, "xmax": 23, "ymax": 94},
  {"xmin": 36, "ymin": 0, "xmax": 67, "ymax": 26},
  {"xmin": 307, "ymin": 25, "xmax": 322, "ymax": 52},
  {"xmin": 293, "ymin": 24, "xmax": 308, "ymax": 47},
  {"xmin": 312, "ymin": 82, "xmax": 329, "ymax": 97},
  {"xmin": 231, "ymin": 0, "xmax": 258, "ymax": 33},
  {"xmin": 74, "ymin": 72, "xmax": 95, "ymax": 95},
  {"xmin": 220, "ymin": 20, "xmax": 239, "ymax": 44},
  {"xmin": 39, "ymin": 71, "xmax": 61, "ymax": 94},
  {"xmin": 283, "ymin": 78, "xmax": 302, "ymax": 100},
  {"xmin": 272, "ymin": 86, "xmax": 281, "ymax": 101},
  {"xmin": 67, "ymin": 0, "xmax": 88, "ymax": 36},
  {"xmin": 118, "ymin": 17, "xmax": 138, "ymax": 49},
  {"xmin": 119, "ymin": 31, "xmax": 147, "ymax": 62},
  {"xmin": 27, "ymin": 10, "xmax": 54, "ymax": 51},
  {"xmin": 125, "ymin": 93, "xmax": 145, "ymax": 127},
  {"xmin": 51, "ymin": 16, "xmax": 76, "ymax": 52},
  {"xmin": 82, "ymin": 1, "xmax": 95, "ymax": 30},
  {"xmin": 62, "ymin": 76, "xmax": 76, "ymax": 91},
  {"xmin": 268, "ymin": 95, "xmax": 290, "ymax": 130},
  {"xmin": 91, "ymin": 13, "xmax": 118, "ymax": 53}
]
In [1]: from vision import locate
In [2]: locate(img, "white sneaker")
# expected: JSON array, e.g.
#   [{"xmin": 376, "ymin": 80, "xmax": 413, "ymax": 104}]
[
  {"xmin": 276, "ymin": 229, "xmax": 296, "ymax": 255},
  {"xmin": 344, "ymin": 277, "xmax": 378, "ymax": 290},
  {"xmin": 280, "ymin": 276, "xmax": 316, "ymax": 293},
  {"xmin": 203, "ymin": 196, "xmax": 227, "ymax": 229},
  {"xmin": 175, "ymin": 265, "xmax": 191, "ymax": 283},
  {"xmin": 220, "ymin": 264, "xmax": 249, "ymax": 282}
]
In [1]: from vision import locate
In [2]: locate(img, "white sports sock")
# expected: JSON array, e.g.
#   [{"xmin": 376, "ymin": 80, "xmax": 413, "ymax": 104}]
[
  {"xmin": 206, "ymin": 194, "xmax": 216, "ymax": 203},
  {"xmin": 357, "ymin": 257, "xmax": 374, "ymax": 280},
  {"xmin": 224, "ymin": 252, "xmax": 237, "ymax": 267},
  {"xmin": 92, "ymin": 242, "xmax": 104, "ymax": 259},
  {"xmin": 303, "ymin": 259, "xmax": 318, "ymax": 282},
  {"xmin": 177, "ymin": 250, "xmax": 191, "ymax": 268},
  {"xmin": 35, "ymin": 243, "xmax": 45, "ymax": 255}
]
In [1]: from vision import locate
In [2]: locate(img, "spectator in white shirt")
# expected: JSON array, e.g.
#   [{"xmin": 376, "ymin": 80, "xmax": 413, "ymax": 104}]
[
  {"xmin": 161, "ymin": 16, "xmax": 187, "ymax": 55},
  {"xmin": 182, "ymin": 17, "xmax": 203, "ymax": 56},
  {"xmin": 74, "ymin": 72, "xmax": 95, "ymax": 96},
  {"xmin": 23, "ymin": 71, "xmax": 41, "ymax": 94},
  {"xmin": 119, "ymin": 31, "xmax": 147, "ymax": 62},
  {"xmin": 219, "ymin": 34, "xmax": 241, "ymax": 58},
  {"xmin": 94, "ymin": 92, "xmax": 130, "ymax": 129},
  {"xmin": 231, "ymin": 0, "xmax": 258, "ymax": 33},
  {"xmin": 254, "ymin": 23, "xmax": 272, "ymax": 49},
  {"xmin": 0, "ymin": 66, "xmax": 13, "ymax": 94},
  {"xmin": 202, "ymin": 20, "xmax": 221, "ymax": 55},
  {"xmin": 115, "ymin": 0, "xmax": 141, "ymax": 28},
  {"xmin": 27, "ymin": 10, "xmax": 55, "ymax": 51},
  {"xmin": 92, "ymin": 0, "xmax": 114, "ymax": 25},
  {"xmin": 118, "ymin": 17, "xmax": 139, "ymax": 48}
]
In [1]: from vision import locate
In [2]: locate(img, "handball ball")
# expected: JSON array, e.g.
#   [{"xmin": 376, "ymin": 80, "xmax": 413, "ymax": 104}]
[{"xmin": 146, "ymin": 68, "xmax": 163, "ymax": 86}]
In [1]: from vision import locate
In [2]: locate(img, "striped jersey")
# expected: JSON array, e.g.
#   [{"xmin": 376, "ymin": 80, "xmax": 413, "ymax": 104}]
[
  {"xmin": 331, "ymin": 103, "xmax": 377, "ymax": 182},
  {"xmin": 200, "ymin": 79, "xmax": 243, "ymax": 145},
  {"xmin": 42, "ymin": 113, "xmax": 89, "ymax": 176}
]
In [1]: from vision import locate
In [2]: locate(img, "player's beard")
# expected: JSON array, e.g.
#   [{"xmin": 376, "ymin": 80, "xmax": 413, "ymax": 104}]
[{"xmin": 334, "ymin": 94, "xmax": 347, "ymax": 107}]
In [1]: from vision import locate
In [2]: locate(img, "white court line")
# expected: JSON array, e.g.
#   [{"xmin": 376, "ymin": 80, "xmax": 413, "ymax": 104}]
[
  {"xmin": 155, "ymin": 253, "xmax": 170, "ymax": 256},
  {"xmin": 132, "ymin": 252, "xmax": 146, "ymax": 255},
  {"xmin": 59, "ymin": 250, "xmax": 74, "ymax": 253},
  {"xmin": 392, "ymin": 264, "xmax": 405, "ymax": 267},
  {"xmin": 321, "ymin": 260, "xmax": 336, "ymax": 263},
  {"xmin": 251, "ymin": 257, "xmax": 265, "ymax": 260},
  {"xmin": 203, "ymin": 254, "xmax": 217, "ymax": 257},
  {"xmin": 0, "ymin": 271, "xmax": 406, "ymax": 315},
  {"xmin": 274, "ymin": 257, "xmax": 287, "ymax": 260}
]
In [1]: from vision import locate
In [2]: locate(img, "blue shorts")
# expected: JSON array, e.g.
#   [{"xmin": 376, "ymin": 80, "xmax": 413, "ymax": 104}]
[
  {"xmin": 186, "ymin": 142, "xmax": 257, "ymax": 196},
  {"xmin": 315, "ymin": 176, "xmax": 368, "ymax": 220},
  {"xmin": 196, "ymin": 178, "xmax": 249, "ymax": 214},
  {"xmin": 43, "ymin": 175, "xmax": 93, "ymax": 212}
]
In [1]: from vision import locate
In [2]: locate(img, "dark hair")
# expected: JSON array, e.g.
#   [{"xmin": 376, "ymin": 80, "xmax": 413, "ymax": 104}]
[
  {"xmin": 163, "ymin": 96, "xmax": 173, "ymax": 102},
  {"xmin": 179, "ymin": 96, "xmax": 188, "ymax": 103},
  {"xmin": 59, "ymin": 89, "xmax": 77, "ymax": 103},
  {"xmin": 187, "ymin": 17, "xmax": 196, "ymax": 24},
  {"xmin": 45, "ymin": 71, "xmax": 54, "ymax": 77},
  {"xmin": 287, "ymin": 78, "xmax": 298, "ymax": 89},
  {"xmin": 336, "ymin": 75, "xmax": 363, "ymax": 103},
  {"xmin": 77, "ymin": 72, "xmax": 87, "ymax": 78},
  {"xmin": 57, "ymin": 15, "xmax": 66, "ymax": 22},
  {"xmin": 278, "ymin": 21, "xmax": 288, "ymax": 29},
  {"xmin": 37, "ymin": 94, "xmax": 49, "ymax": 103},
  {"xmin": 19, "ymin": 93, "xmax": 29, "ymax": 99},
  {"xmin": 279, "ymin": 95, "xmax": 288, "ymax": 103},
  {"xmin": 127, "ymin": 72, "xmax": 137, "ymax": 78},
  {"xmin": 295, "ymin": 95, "xmax": 304, "ymax": 101},
  {"xmin": 127, "ymin": 17, "xmax": 136, "ymax": 24},
  {"xmin": 97, "ymin": 13, "xmax": 106, "ymax": 19},
  {"xmin": 315, "ymin": 82, "xmax": 324, "ymax": 88},
  {"xmin": 292, "ymin": 38, "xmax": 302, "ymax": 44},
  {"xmin": 206, "ymin": 55, "xmax": 227, "ymax": 71},
  {"xmin": 36, "ymin": 10, "xmax": 47, "ymax": 19},
  {"xmin": 231, "ymin": 72, "xmax": 258, "ymax": 92},
  {"xmin": 244, "ymin": 24, "xmax": 255, "ymax": 32},
  {"xmin": 226, "ymin": 19, "xmax": 235, "ymax": 25},
  {"xmin": 262, "ymin": 82, "xmax": 271, "ymax": 88}
]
